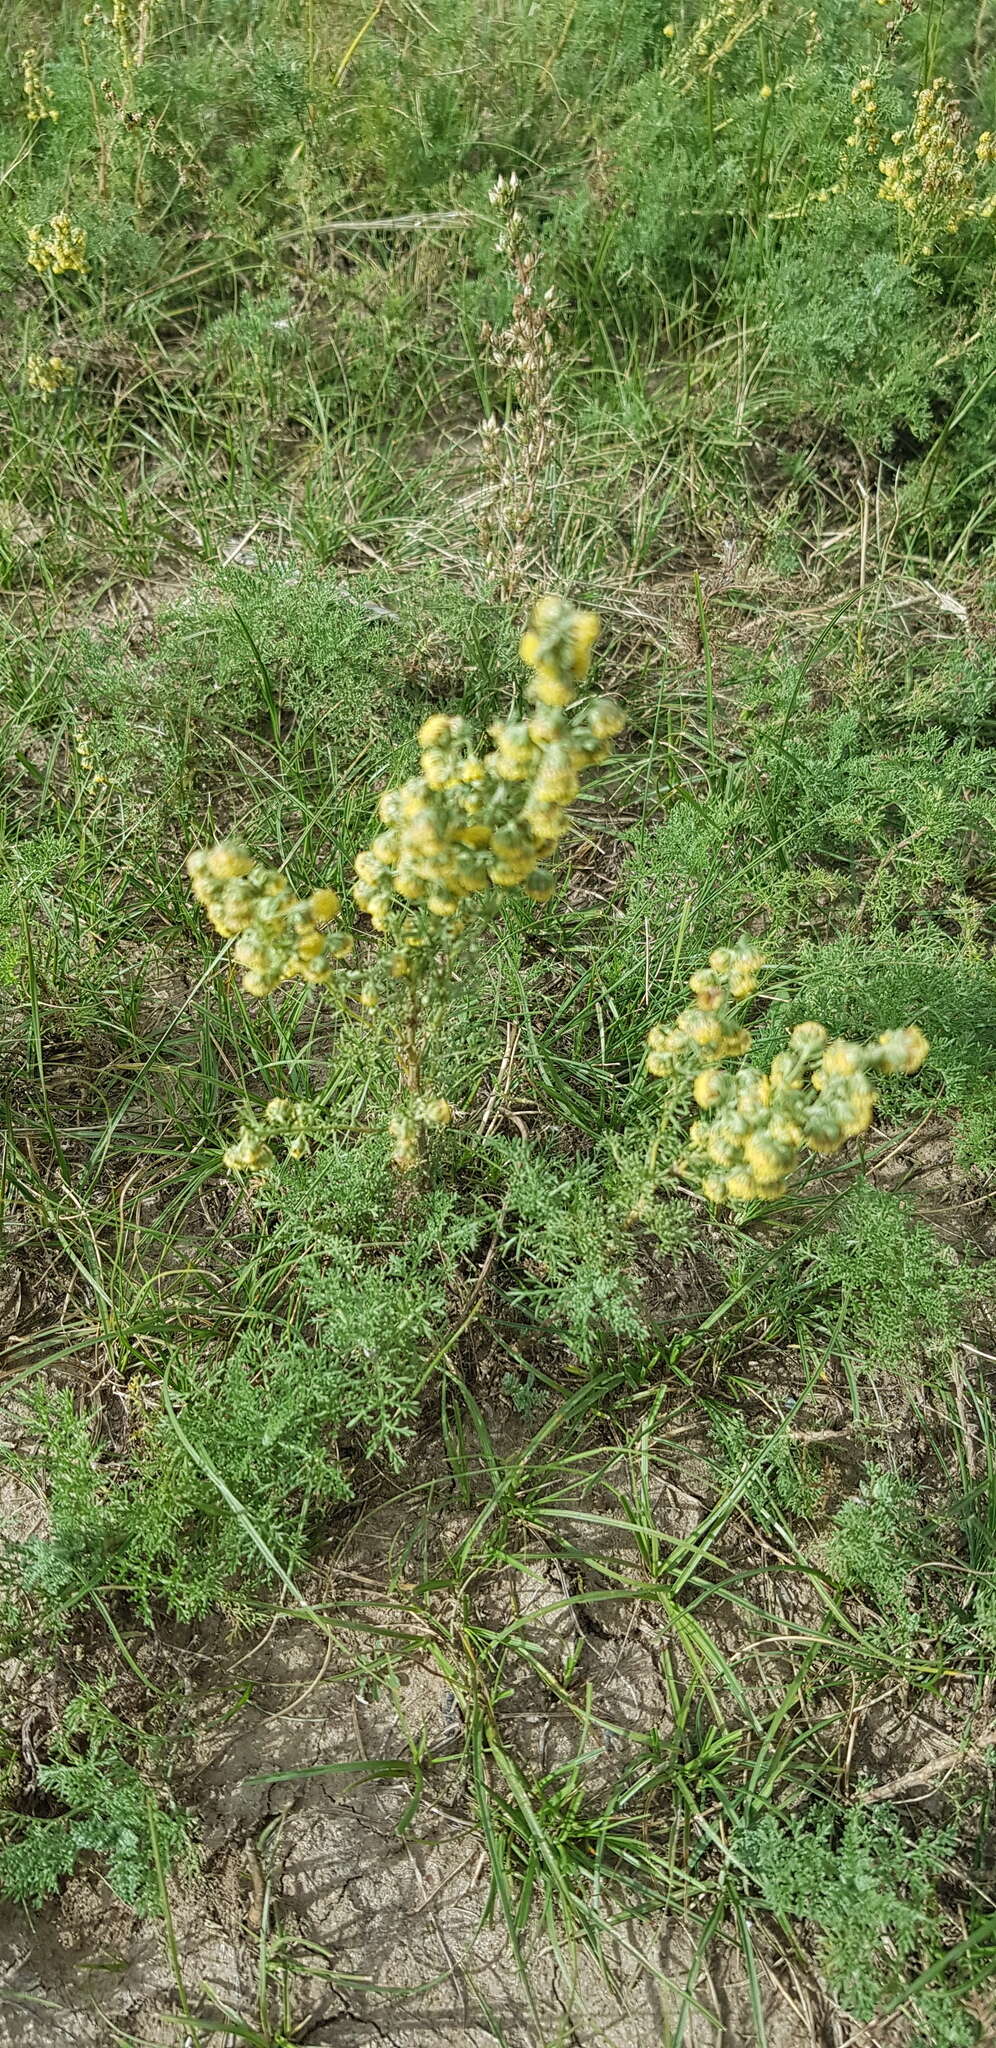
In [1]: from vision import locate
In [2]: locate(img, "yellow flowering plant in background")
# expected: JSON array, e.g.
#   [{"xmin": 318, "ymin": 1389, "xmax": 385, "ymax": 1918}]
[
  {"xmin": 21, "ymin": 47, "xmax": 58, "ymax": 123},
  {"xmin": 188, "ymin": 596, "xmax": 626, "ymax": 1172},
  {"xmin": 82, "ymin": 0, "xmax": 155, "ymax": 72},
  {"xmin": 843, "ymin": 70, "xmax": 996, "ymax": 256},
  {"xmin": 25, "ymin": 352, "xmax": 74, "ymax": 398},
  {"xmin": 644, "ymin": 942, "xmax": 928, "ymax": 1207},
  {"xmin": 877, "ymin": 78, "xmax": 996, "ymax": 249},
  {"xmin": 26, "ymin": 211, "xmax": 87, "ymax": 276},
  {"xmin": 660, "ymin": 2, "xmax": 820, "ymax": 97}
]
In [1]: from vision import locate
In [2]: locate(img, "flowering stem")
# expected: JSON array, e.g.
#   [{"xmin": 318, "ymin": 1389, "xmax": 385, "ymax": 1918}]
[{"xmin": 398, "ymin": 983, "xmax": 424, "ymax": 1099}]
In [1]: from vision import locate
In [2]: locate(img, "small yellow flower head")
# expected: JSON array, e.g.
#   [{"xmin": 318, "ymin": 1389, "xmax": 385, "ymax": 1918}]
[
  {"xmin": 836, "ymin": 1075, "xmax": 875, "ymax": 1138},
  {"xmin": 759, "ymin": 83, "xmax": 773, "ymax": 100},
  {"xmin": 693, "ymin": 1068, "xmax": 732, "ymax": 1109},
  {"xmin": 223, "ymin": 1130, "xmax": 275, "ymax": 1174},
  {"xmin": 389, "ymin": 1114, "xmax": 421, "ymax": 1171},
  {"xmin": 531, "ymin": 747, "xmax": 580, "ymax": 806},
  {"xmin": 728, "ymin": 961, "xmax": 762, "ymax": 999},
  {"xmin": 415, "ymin": 1096, "xmax": 453, "ymax": 1127},
  {"xmin": 521, "ymin": 867, "xmax": 556, "ymax": 903},
  {"xmin": 743, "ymin": 1131, "xmax": 793, "ymax": 1185},
  {"xmin": 527, "ymin": 701, "xmax": 563, "ymax": 741},
  {"xmin": 27, "ymin": 213, "xmax": 88, "ymax": 277},
  {"xmin": 789, "ymin": 1021, "xmax": 829, "ymax": 1056},
  {"xmin": 588, "ymin": 697, "xmax": 626, "ymax": 742},
  {"xmin": 684, "ymin": 1011, "xmax": 724, "ymax": 1051},
  {"xmin": 418, "ymin": 713, "xmax": 455, "ymax": 748},
  {"xmin": 206, "ymin": 843, "xmax": 253, "ymax": 882},
  {"xmin": 718, "ymin": 955, "xmax": 761, "ymax": 1000},
  {"xmin": 520, "ymin": 797, "xmax": 566, "ymax": 844},
  {"xmin": 525, "ymin": 666, "xmax": 574, "ymax": 710},
  {"xmin": 25, "ymin": 352, "xmax": 74, "ymax": 399},
  {"xmin": 876, "ymin": 1026, "xmax": 929, "ymax": 1075},
  {"xmin": 736, "ymin": 1070, "xmax": 772, "ymax": 1117},
  {"xmin": 520, "ymin": 595, "xmax": 600, "ymax": 701},
  {"xmin": 689, "ymin": 968, "xmax": 725, "ymax": 1010},
  {"xmin": 818, "ymin": 1040, "xmax": 864, "ymax": 1080},
  {"xmin": 704, "ymin": 1126, "xmax": 738, "ymax": 1167},
  {"xmin": 487, "ymin": 720, "xmax": 538, "ymax": 783}
]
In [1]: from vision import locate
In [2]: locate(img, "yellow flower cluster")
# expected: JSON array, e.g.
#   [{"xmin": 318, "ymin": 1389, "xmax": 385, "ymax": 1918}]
[
  {"xmin": 646, "ymin": 947, "xmax": 929, "ymax": 1205},
  {"xmin": 845, "ymin": 74, "xmax": 882, "ymax": 161},
  {"xmin": 352, "ymin": 597, "xmax": 625, "ymax": 933},
  {"xmin": 82, "ymin": 0, "xmax": 153, "ymax": 70},
  {"xmin": 21, "ymin": 48, "xmax": 58, "ymax": 122},
  {"xmin": 186, "ymin": 844, "xmax": 353, "ymax": 997},
  {"xmin": 222, "ymin": 1097, "xmax": 317, "ymax": 1175},
  {"xmin": 681, "ymin": 1023, "xmax": 929, "ymax": 1204},
  {"xmin": 877, "ymin": 78, "xmax": 996, "ymax": 243},
  {"xmin": 646, "ymin": 940, "xmax": 764, "ymax": 1081},
  {"xmin": 26, "ymin": 353, "xmax": 74, "ymax": 398},
  {"xmin": 74, "ymin": 721, "xmax": 108, "ymax": 789},
  {"xmin": 27, "ymin": 213, "xmax": 87, "ymax": 277},
  {"xmin": 389, "ymin": 1095, "xmax": 453, "ymax": 1171}
]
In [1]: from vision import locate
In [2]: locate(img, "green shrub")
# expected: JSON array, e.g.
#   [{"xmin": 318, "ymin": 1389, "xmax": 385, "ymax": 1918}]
[
  {"xmin": 10, "ymin": 1149, "xmax": 482, "ymax": 1621},
  {"xmin": 824, "ymin": 1465, "xmax": 921, "ymax": 1625},
  {"xmin": 0, "ymin": 1686, "xmax": 192, "ymax": 1914},
  {"xmin": 738, "ymin": 1804, "xmax": 976, "ymax": 2043}
]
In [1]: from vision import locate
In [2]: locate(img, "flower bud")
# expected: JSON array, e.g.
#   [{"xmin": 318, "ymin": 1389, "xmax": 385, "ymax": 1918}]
[
  {"xmin": 789, "ymin": 1022, "xmax": 829, "ymax": 1056},
  {"xmin": 693, "ymin": 1068, "xmax": 732, "ymax": 1109},
  {"xmin": 588, "ymin": 697, "xmax": 626, "ymax": 742}
]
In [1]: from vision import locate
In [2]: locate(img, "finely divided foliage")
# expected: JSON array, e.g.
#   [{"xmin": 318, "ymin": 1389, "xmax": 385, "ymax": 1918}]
[{"xmin": 2, "ymin": 2, "xmax": 996, "ymax": 2043}]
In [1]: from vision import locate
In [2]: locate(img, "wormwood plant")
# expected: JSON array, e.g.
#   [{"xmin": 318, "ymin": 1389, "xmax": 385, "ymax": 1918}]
[
  {"xmin": 643, "ymin": 941, "xmax": 928, "ymax": 1205},
  {"xmin": 188, "ymin": 595, "xmax": 625, "ymax": 1170},
  {"xmin": 824, "ymin": 1465, "xmax": 920, "ymax": 1630},
  {"xmin": 738, "ymin": 1804, "xmax": 973, "ymax": 2044},
  {"xmin": 25, "ymin": 350, "xmax": 74, "ymax": 398},
  {"xmin": 872, "ymin": 76, "xmax": 996, "ymax": 252},
  {"xmin": 0, "ymin": 1683, "xmax": 192, "ymax": 1913},
  {"xmin": 189, "ymin": 610, "xmax": 931, "ymax": 1207},
  {"xmin": 25, "ymin": 211, "xmax": 87, "ymax": 277},
  {"xmin": 20, "ymin": 45, "xmax": 58, "ymax": 124},
  {"xmin": 479, "ymin": 174, "xmax": 559, "ymax": 597}
]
